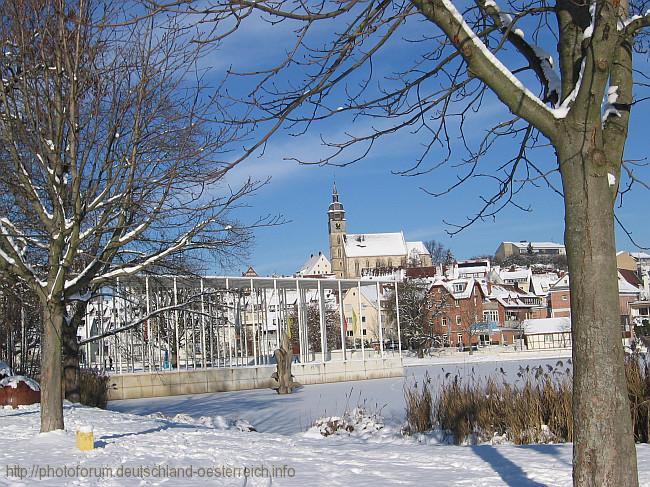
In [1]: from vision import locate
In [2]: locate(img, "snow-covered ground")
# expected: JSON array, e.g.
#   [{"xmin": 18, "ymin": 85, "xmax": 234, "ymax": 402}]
[
  {"xmin": 3, "ymin": 402, "xmax": 650, "ymax": 486},
  {"xmin": 5, "ymin": 351, "xmax": 647, "ymax": 486}
]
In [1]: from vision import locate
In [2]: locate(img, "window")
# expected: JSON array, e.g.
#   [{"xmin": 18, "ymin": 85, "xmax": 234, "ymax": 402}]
[
  {"xmin": 453, "ymin": 283, "xmax": 465, "ymax": 293},
  {"xmin": 442, "ymin": 317, "xmax": 448, "ymax": 326},
  {"xmin": 455, "ymin": 299, "xmax": 460, "ymax": 307},
  {"xmin": 346, "ymin": 330, "xmax": 354, "ymax": 337},
  {"xmin": 483, "ymin": 310, "xmax": 499, "ymax": 323},
  {"xmin": 562, "ymin": 295, "xmax": 568, "ymax": 301},
  {"xmin": 362, "ymin": 329, "xmax": 367, "ymax": 335},
  {"xmin": 362, "ymin": 316, "xmax": 366, "ymax": 323},
  {"xmin": 457, "ymin": 333, "xmax": 463, "ymax": 344},
  {"xmin": 456, "ymin": 316, "xmax": 462, "ymax": 325}
]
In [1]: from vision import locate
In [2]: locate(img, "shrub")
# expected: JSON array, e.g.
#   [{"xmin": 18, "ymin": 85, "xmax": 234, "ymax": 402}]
[
  {"xmin": 79, "ymin": 368, "xmax": 110, "ymax": 409},
  {"xmin": 625, "ymin": 352, "xmax": 650, "ymax": 443},
  {"xmin": 403, "ymin": 373, "xmax": 433, "ymax": 435},
  {"xmin": 433, "ymin": 362, "xmax": 572, "ymax": 444}
]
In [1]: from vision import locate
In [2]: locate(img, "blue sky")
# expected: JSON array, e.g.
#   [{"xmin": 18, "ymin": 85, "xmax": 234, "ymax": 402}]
[{"xmin": 203, "ymin": 6, "xmax": 650, "ymax": 276}]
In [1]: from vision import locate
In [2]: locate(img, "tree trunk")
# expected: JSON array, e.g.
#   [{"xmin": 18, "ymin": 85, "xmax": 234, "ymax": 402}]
[
  {"xmin": 63, "ymin": 303, "xmax": 86, "ymax": 403},
  {"xmin": 40, "ymin": 298, "xmax": 65, "ymax": 432},
  {"xmin": 559, "ymin": 132, "xmax": 638, "ymax": 487}
]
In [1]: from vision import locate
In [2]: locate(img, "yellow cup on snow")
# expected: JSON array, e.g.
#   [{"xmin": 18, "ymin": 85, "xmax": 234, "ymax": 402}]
[{"xmin": 76, "ymin": 426, "xmax": 94, "ymax": 451}]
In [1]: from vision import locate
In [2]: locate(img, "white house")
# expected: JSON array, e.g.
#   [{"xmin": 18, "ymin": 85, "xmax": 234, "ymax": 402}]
[
  {"xmin": 523, "ymin": 317, "xmax": 572, "ymax": 350},
  {"xmin": 297, "ymin": 252, "xmax": 332, "ymax": 277}
]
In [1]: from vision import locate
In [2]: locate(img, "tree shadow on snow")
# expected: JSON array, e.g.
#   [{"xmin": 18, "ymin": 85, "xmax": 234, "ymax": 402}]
[{"xmin": 470, "ymin": 445, "xmax": 550, "ymax": 487}]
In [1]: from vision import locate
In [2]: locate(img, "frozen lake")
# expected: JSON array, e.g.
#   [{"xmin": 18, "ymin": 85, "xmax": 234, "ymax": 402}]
[{"xmin": 109, "ymin": 352, "xmax": 572, "ymax": 434}]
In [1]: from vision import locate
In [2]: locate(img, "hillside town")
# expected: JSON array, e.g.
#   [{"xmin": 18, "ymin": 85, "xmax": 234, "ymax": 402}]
[{"xmin": 243, "ymin": 184, "xmax": 650, "ymax": 355}]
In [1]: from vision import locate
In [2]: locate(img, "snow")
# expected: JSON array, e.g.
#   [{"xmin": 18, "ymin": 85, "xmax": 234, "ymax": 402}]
[
  {"xmin": 0, "ymin": 375, "xmax": 40, "ymax": 391},
  {"xmin": 0, "ymin": 361, "xmax": 11, "ymax": 377},
  {"xmin": 344, "ymin": 232, "xmax": 408, "ymax": 257},
  {"xmin": 437, "ymin": 0, "xmax": 554, "ymax": 118},
  {"xmin": 4, "ymin": 367, "xmax": 650, "ymax": 485},
  {"xmin": 523, "ymin": 317, "xmax": 571, "ymax": 335},
  {"xmin": 603, "ymin": 85, "xmax": 622, "ymax": 123},
  {"xmin": 531, "ymin": 45, "xmax": 561, "ymax": 101},
  {"xmin": 406, "ymin": 241, "xmax": 429, "ymax": 256},
  {"xmin": 608, "ymin": 172, "xmax": 617, "ymax": 186},
  {"xmin": 551, "ymin": 58, "xmax": 586, "ymax": 118}
]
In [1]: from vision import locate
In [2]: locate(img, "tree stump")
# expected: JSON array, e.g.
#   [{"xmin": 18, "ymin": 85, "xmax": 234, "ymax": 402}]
[{"xmin": 272, "ymin": 335, "xmax": 300, "ymax": 394}]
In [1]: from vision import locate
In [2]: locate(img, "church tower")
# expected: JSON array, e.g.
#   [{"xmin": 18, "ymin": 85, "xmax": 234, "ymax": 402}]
[{"xmin": 328, "ymin": 182, "xmax": 346, "ymax": 278}]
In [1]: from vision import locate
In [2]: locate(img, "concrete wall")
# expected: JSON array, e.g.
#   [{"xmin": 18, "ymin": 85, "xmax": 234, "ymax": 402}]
[{"xmin": 107, "ymin": 357, "xmax": 404, "ymax": 401}]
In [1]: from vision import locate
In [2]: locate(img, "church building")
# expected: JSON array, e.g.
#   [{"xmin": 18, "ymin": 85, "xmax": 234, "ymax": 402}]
[{"xmin": 328, "ymin": 184, "xmax": 432, "ymax": 279}]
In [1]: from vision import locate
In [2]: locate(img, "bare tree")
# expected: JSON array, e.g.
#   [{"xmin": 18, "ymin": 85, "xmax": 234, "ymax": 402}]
[
  {"xmin": 288, "ymin": 301, "xmax": 341, "ymax": 353},
  {"xmin": 157, "ymin": 0, "xmax": 650, "ymax": 481},
  {"xmin": 0, "ymin": 1, "xmax": 269, "ymax": 432},
  {"xmin": 424, "ymin": 240, "xmax": 447, "ymax": 266},
  {"xmin": 385, "ymin": 279, "xmax": 447, "ymax": 356}
]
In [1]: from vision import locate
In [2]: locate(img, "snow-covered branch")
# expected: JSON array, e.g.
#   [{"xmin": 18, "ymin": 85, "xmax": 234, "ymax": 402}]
[
  {"xmin": 476, "ymin": 0, "xmax": 560, "ymax": 105},
  {"xmin": 411, "ymin": 0, "xmax": 558, "ymax": 139}
]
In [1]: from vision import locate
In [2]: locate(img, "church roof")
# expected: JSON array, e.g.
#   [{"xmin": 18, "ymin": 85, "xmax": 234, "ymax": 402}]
[
  {"xmin": 406, "ymin": 241, "xmax": 429, "ymax": 255},
  {"xmin": 344, "ymin": 232, "xmax": 407, "ymax": 257}
]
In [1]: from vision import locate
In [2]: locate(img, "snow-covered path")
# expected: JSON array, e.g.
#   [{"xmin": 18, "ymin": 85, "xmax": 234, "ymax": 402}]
[{"xmin": 3, "ymin": 403, "xmax": 650, "ymax": 486}]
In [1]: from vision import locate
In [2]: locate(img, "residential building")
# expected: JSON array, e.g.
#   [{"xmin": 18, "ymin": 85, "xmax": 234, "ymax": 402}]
[
  {"xmin": 456, "ymin": 259, "xmax": 491, "ymax": 279},
  {"xmin": 498, "ymin": 267, "xmax": 533, "ymax": 292},
  {"xmin": 523, "ymin": 317, "xmax": 572, "ymax": 350},
  {"xmin": 297, "ymin": 252, "xmax": 332, "ymax": 277},
  {"xmin": 428, "ymin": 277, "xmax": 488, "ymax": 347},
  {"xmin": 328, "ymin": 184, "xmax": 432, "ymax": 278},
  {"xmin": 548, "ymin": 272, "xmax": 641, "ymax": 340},
  {"xmin": 495, "ymin": 241, "xmax": 566, "ymax": 261},
  {"xmin": 342, "ymin": 284, "xmax": 394, "ymax": 344}
]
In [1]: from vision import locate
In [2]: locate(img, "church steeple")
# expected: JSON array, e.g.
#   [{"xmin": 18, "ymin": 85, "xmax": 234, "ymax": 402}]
[{"xmin": 328, "ymin": 182, "xmax": 346, "ymax": 278}]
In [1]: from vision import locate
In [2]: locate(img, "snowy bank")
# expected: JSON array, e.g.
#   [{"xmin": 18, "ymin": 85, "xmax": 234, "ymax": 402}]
[{"xmin": 3, "ymin": 403, "xmax": 650, "ymax": 485}]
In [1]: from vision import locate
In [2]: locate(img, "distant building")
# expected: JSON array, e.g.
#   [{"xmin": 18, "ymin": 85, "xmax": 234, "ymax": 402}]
[
  {"xmin": 456, "ymin": 259, "xmax": 491, "ymax": 279},
  {"xmin": 297, "ymin": 252, "xmax": 331, "ymax": 277},
  {"xmin": 495, "ymin": 241, "xmax": 566, "ymax": 261},
  {"xmin": 327, "ymin": 183, "xmax": 432, "ymax": 278}
]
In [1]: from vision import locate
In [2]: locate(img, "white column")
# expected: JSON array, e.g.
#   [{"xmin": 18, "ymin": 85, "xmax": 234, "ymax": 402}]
[
  {"xmin": 394, "ymin": 281, "xmax": 402, "ymax": 356},
  {"xmin": 146, "ymin": 277, "xmax": 152, "ymax": 372},
  {"xmin": 296, "ymin": 280, "xmax": 304, "ymax": 362},
  {"xmin": 358, "ymin": 280, "xmax": 364, "ymax": 361},
  {"xmin": 250, "ymin": 278, "xmax": 257, "ymax": 366},
  {"xmin": 274, "ymin": 279, "xmax": 280, "ymax": 350},
  {"xmin": 226, "ymin": 278, "xmax": 233, "ymax": 367},
  {"xmin": 338, "ymin": 280, "xmax": 346, "ymax": 361},
  {"xmin": 317, "ymin": 280, "xmax": 327, "ymax": 363},
  {"xmin": 173, "ymin": 277, "xmax": 180, "ymax": 370},
  {"xmin": 200, "ymin": 279, "xmax": 207, "ymax": 368},
  {"xmin": 376, "ymin": 281, "xmax": 384, "ymax": 358}
]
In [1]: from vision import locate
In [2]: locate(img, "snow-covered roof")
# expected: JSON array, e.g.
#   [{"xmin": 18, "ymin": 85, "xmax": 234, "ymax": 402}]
[
  {"xmin": 0, "ymin": 375, "xmax": 40, "ymax": 391},
  {"xmin": 523, "ymin": 317, "xmax": 571, "ymax": 335},
  {"xmin": 499, "ymin": 269, "xmax": 532, "ymax": 281},
  {"xmin": 406, "ymin": 241, "xmax": 429, "ymax": 255},
  {"xmin": 431, "ymin": 277, "xmax": 482, "ymax": 299},
  {"xmin": 631, "ymin": 252, "xmax": 650, "ymax": 260},
  {"xmin": 298, "ymin": 253, "xmax": 330, "ymax": 275},
  {"xmin": 549, "ymin": 272, "xmax": 640, "ymax": 295},
  {"xmin": 619, "ymin": 271, "xmax": 641, "ymax": 295},
  {"xmin": 530, "ymin": 273, "xmax": 560, "ymax": 296},
  {"xmin": 550, "ymin": 274, "xmax": 570, "ymax": 290},
  {"xmin": 344, "ymin": 232, "xmax": 407, "ymax": 257},
  {"xmin": 0, "ymin": 361, "xmax": 11, "ymax": 377}
]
